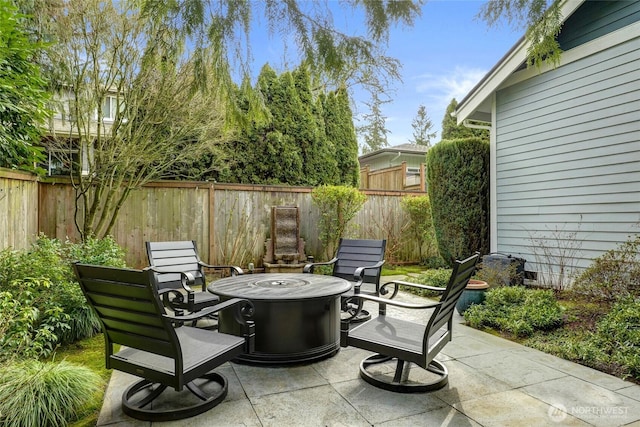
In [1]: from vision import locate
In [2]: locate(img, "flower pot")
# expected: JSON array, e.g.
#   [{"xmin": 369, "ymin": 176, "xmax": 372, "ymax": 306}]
[{"xmin": 456, "ymin": 280, "xmax": 489, "ymax": 315}]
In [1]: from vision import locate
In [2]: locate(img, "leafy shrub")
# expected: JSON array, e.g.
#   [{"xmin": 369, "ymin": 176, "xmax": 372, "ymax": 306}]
[
  {"xmin": 475, "ymin": 259, "xmax": 519, "ymax": 288},
  {"xmin": 0, "ymin": 235, "xmax": 126, "ymax": 361},
  {"xmin": 572, "ymin": 234, "xmax": 640, "ymax": 302},
  {"xmin": 0, "ymin": 359, "xmax": 103, "ymax": 427},
  {"xmin": 464, "ymin": 286, "xmax": 564, "ymax": 337},
  {"xmin": 426, "ymin": 137, "xmax": 489, "ymax": 266},
  {"xmin": 400, "ymin": 195, "xmax": 439, "ymax": 263},
  {"xmin": 593, "ymin": 298, "xmax": 640, "ymax": 379},
  {"xmin": 0, "ymin": 278, "xmax": 70, "ymax": 360},
  {"xmin": 311, "ymin": 185, "xmax": 367, "ymax": 260},
  {"xmin": 422, "ymin": 256, "xmax": 449, "ymax": 269},
  {"xmin": 401, "ymin": 268, "xmax": 452, "ymax": 298}
]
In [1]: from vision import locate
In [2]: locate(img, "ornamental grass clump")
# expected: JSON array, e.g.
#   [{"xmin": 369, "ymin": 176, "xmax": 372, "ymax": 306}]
[
  {"xmin": 464, "ymin": 286, "xmax": 564, "ymax": 337},
  {"xmin": 0, "ymin": 359, "xmax": 104, "ymax": 427}
]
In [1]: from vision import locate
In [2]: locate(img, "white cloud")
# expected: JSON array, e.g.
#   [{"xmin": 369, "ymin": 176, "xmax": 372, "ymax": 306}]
[{"xmin": 415, "ymin": 66, "xmax": 487, "ymax": 110}]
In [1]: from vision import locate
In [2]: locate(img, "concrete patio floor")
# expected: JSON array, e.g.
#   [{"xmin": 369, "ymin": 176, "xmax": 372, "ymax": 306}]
[{"xmin": 96, "ymin": 288, "xmax": 640, "ymax": 427}]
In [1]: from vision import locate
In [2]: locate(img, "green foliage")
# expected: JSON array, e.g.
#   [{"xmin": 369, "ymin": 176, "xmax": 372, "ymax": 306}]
[
  {"xmin": 403, "ymin": 268, "xmax": 452, "ymax": 297},
  {"xmin": 478, "ymin": 0, "xmax": 563, "ymax": 69},
  {"xmin": 526, "ymin": 296, "xmax": 640, "ymax": 382},
  {"xmin": 0, "ymin": 0, "xmax": 49, "ymax": 173},
  {"xmin": 409, "ymin": 104, "xmax": 436, "ymax": 147},
  {"xmin": 311, "ymin": 185, "xmax": 367, "ymax": 259},
  {"xmin": 0, "ymin": 278, "xmax": 69, "ymax": 360},
  {"xmin": 0, "ymin": 235, "xmax": 126, "ymax": 361},
  {"xmin": 593, "ymin": 298, "xmax": 640, "ymax": 379},
  {"xmin": 464, "ymin": 286, "xmax": 564, "ymax": 337},
  {"xmin": 572, "ymin": 234, "xmax": 640, "ymax": 302},
  {"xmin": 415, "ymin": 269, "xmax": 453, "ymax": 289},
  {"xmin": 475, "ymin": 259, "xmax": 519, "ymax": 288},
  {"xmin": 401, "ymin": 195, "xmax": 438, "ymax": 263},
  {"xmin": 426, "ymin": 137, "xmax": 490, "ymax": 266},
  {"xmin": 323, "ymin": 86, "xmax": 360, "ymax": 187},
  {"xmin": 0, "ymin": 359, "xmax": 103, "ymax": 427},
  {"xmin": 358, "ymin": 90, "xmax": 390, "ymax": 153},
  {"xmin": 441, "ymin": 99, "xmax": 489, "ymax": 141},
  {"xmin": 135, "ymin": 1, "xmax": 422, "ymax": 95},
  {"xmin": 220, "ymin": 64, "xmax": 360, "ymax": 187}
]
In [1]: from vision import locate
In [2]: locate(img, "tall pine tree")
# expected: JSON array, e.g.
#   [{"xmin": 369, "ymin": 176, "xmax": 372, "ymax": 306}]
[{"xmin": 324, "ymin": 87, "xmax": 360, "ymax": 187}]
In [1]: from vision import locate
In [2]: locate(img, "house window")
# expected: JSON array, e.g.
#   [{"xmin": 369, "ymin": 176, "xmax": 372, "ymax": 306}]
[
  {"xmin": 41, "ymin": 138, "xmax": 89, "ymax": 177},
  {"xmin": 102, "ymin": 95, "xmax": 122, "ymax": 122},
  {"xmin": 46, "ymin": 148, "xmax": 80, "ymax": 176}
]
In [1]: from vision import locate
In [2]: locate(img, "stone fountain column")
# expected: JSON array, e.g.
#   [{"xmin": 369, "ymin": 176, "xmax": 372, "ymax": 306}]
[{"xmin": 263, "ymin": 206, "xmax": 307, "ymax": 273}]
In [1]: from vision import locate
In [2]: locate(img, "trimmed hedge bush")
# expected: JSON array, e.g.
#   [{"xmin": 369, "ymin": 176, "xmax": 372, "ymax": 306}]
[{"xmin": 426, "ymin": 137, "xmax": 489, "ymax": 266}]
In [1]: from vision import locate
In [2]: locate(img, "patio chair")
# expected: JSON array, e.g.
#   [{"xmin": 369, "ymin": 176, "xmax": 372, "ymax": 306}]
[
  {"xmin": 73, "ymin": 263, "xmax": 254, "ymax": 421},
  {"xmin": 340, "ymin": 252, "xmax": 480, "ymax": 392},
  {"xmin": 303, "ymin": 238, "xmax": 391, "ymax": 323},
  {"xmin": 146, "ymin": 240, "xmax": 242, "ymax": 318}
]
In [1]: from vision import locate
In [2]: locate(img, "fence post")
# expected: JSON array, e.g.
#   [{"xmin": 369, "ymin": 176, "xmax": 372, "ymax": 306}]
[{"xmin": 208, "ymin": 183, "xmax": 215, "ymax": 264}]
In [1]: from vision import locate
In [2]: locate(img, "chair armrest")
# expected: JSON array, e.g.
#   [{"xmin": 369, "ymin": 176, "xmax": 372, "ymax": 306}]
[
  {"xmin": 303, "ymin": 257, "xmax": 338, "ymax": 273},
  {"xmin": 148, "ymin": 267, "xmax": 197, "ymax": 293},
  {"xmin": 352, "ymin": 260, "xmax": 386, "ymax": 282},
  {"xmin": 380, "ymin": 279, "xmax": 447, "ymax": 293},
  {"xmin": 164, "ymin": 297, "xmax": 254, "ymax": 323},
  {"xmin": 198, "ymin": 261, "xmax": 243, "ymax": 276},
  {"xmin": 346, "ymin": 292, "xmax": 442, "ymax": 310}
]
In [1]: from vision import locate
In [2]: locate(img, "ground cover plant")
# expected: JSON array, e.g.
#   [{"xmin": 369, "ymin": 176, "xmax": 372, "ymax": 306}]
[
  {"xmin": 463, "ymin": 286, "xmax": 564, "ymax": 337},
  {"xmin": 460, "ymin": 234, "xmax": 640, "ymax": 383}
]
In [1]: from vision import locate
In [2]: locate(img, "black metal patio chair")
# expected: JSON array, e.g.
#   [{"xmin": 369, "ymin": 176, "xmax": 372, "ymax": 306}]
[
  {"xmin": 304, "ymin": 238, "xmax": 391, "ymax": 323},
  {"xmin": 340, "ymin": 252, "xmax": 480, "ymax": 392},
  {"xmin": 146, "ymin": 240, "xmax": 242, "ymax": 319},
  {"xmin": 73, "ymin": 263, "xmax": 254, "ymax": 421}
]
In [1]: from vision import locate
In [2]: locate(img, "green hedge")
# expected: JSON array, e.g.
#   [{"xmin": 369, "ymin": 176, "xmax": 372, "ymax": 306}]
[{"xmin": 426, "ymin": 137, "xmax": 489, "ymax": 266}]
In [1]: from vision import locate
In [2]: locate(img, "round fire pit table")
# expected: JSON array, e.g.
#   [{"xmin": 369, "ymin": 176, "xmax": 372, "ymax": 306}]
[{"xmin": 208, "ymin": 273, "xmax": 351, "ymax": 364}]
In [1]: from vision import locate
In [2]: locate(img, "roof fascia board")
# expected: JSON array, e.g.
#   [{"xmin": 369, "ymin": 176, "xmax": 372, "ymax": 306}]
[
  {"xmin": 500, "ymin": 20, "xmax": 640, "ymax": 90},
  {"xmin": 455, "ymin": 0, "xmax": 584, "ymax": 124}
]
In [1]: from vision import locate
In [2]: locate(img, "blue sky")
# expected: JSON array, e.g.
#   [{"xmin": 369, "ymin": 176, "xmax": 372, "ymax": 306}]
[{"xmin": 249, "ymin": 0, "xmax": 523, "ymax": 147}]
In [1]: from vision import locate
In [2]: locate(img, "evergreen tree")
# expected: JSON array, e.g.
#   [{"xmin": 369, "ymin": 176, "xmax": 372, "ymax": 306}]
[
  {"xmin": 409, "ymin": 104, "xmax": 436, "ymax": 147},
  {"xmin": 441, "ymin": 99, "xmax": 489, "ymax": 141},
  {"xmin": 292, "ymin": 66, "xmax": 335, "ymax": 186},
  {"xmin": 256, "ymin": 65, "xmax": 304, "ymax": 184},
  {"xmin": 323, "ymin": 87, "xmax": 359, "ymax": 186},
  {"xmin": 359, "ymin": 91, "xmax": 390, "ymax": 154}
]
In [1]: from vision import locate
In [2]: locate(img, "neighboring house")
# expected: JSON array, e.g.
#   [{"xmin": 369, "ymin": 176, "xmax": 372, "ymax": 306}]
[
  {"xmin": 455, "ymin": 0, "xmax": 640, "ymax": 285},
  {"xmin": 358, "ymin": 143, "xmax": 428, "ymax": 191},
  {"xmin": 42, "ymin": 89, "xmax": 122, "ymax": 176}
]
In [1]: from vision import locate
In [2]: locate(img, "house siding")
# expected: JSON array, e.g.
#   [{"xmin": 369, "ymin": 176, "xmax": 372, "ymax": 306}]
[
  {"xmin": 493, "ymin": 35, "xmax": 640, "ymax": 281},
  {"xmin": 558, "ymin": 0, "xmax": 640, "ymax": 50}
]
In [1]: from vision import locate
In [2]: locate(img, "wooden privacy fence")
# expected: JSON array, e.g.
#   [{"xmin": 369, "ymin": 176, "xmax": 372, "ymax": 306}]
[
  {"xmin": 0, "ymin": 170, "xmax": 39, "ymax": 251},
  {"xmin": 2, "ymin": 169, "xmax": 426, "ymax": 268},
  {"xmin": 360, "ymin": 162, "xmax": 426, "ymax": 192}
]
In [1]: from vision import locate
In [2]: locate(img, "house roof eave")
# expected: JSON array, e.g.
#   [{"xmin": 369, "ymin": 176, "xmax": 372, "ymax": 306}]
[{"xmin": 455, "ymin": 0, "xmax": 585, "ymax": 124}]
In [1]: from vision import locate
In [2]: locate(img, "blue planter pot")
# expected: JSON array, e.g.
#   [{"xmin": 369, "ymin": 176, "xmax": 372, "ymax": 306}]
[{"xmin": 456, "ymin": 280, "xmax": 489, "ymax": 315}]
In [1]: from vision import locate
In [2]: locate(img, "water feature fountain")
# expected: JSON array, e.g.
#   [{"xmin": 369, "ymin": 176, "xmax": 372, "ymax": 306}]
[{"xmin": 263, "ymin": 206, "xmax": 308, "ymax": 273}]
